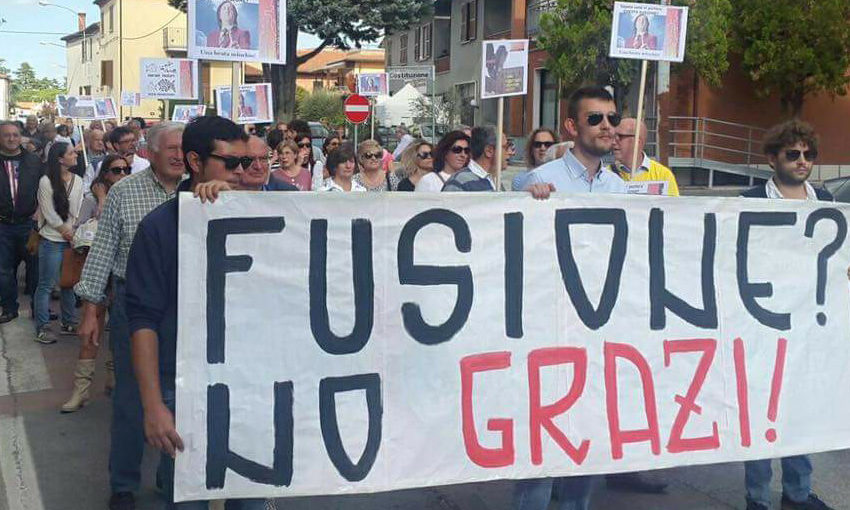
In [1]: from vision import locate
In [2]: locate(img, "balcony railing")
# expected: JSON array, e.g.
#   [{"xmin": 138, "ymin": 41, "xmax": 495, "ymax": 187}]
[
  {"xmin": 526, "ymin": 0, "xmax": 557, "ymax": 37},
  {"xmin": 163, "ymin": 27, "xmax": 187, "ymax": 53}
]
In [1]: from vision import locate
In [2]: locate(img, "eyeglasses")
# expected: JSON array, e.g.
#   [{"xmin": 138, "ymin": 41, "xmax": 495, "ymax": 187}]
[
  {"xmin": 532, "ymin": 141, "xmax": 554, "ymax": 149},
  {"xmin": 586, "ymin": 113, "xmax": 622, "ymax": 127},
  {"xmin": 361, "ymin": 152, "xmax": 383, "ymax": 160},
  {"xmin": 417, "ymin": 151, "xmax": 433, "ymax": 159},
  {"xmin": 450, "ymin": 145, "xmax": 471, "ymax": 155},
  {"xmin": 107, "ymin": 166, "xmax": 130, "ymax": 175},
  {"xmin": 297, "ymin": 142, "xmax": 312, "ymax": 149},
  {"xmin": 785, "ymin": 149, "xmax": 818, "ymax": 162},
  {"xmin": 614, "ymin": 133, "xmax": 635, "ymax": 140},
  {"xmin": 208, "ymin": 153, "xmax": 253, "ymax": 170}
]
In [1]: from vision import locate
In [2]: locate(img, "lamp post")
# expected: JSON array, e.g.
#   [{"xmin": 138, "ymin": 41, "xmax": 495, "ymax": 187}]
[{"xmin": 38, "ymin": 1, "xmax": 87, "ymax": 89}]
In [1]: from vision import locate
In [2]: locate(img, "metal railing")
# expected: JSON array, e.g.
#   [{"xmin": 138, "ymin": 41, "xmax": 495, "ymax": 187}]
[
  {"xmin": 163, "ymin": 27, "xmax": 187, "ymax": 52},
  {"xmin": 526, "ymin": 0, "xmax": 557, "ymax": 37}
]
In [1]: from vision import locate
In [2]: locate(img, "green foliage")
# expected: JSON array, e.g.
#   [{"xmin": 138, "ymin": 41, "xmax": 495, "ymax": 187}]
[
  {"xmin": 0, "ymin": 59, "xmax": 11, "ymax": 77},
  {"xmin": 10, "ymin": 62, "xmax": 65, "ymax": 106},
  {"xmin": 410, "ymin": 90, "xmax": 462, "ymax": 127},
  {"xmin": 296, "ymin": 88, "xmax": 345, "ymax": 126},
  {"xmin": 733, "ymin": 0, "xmax": 850, "ymax": 115}
]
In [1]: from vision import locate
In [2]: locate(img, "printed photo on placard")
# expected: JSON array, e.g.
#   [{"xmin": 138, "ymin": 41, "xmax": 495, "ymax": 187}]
[
  {"xmin": 121, "ymin": 91, "xmax": 141, "ymax": 107},
  {"xmin": 172, "ymin": 105, "xmax": 207, "ymax": 123},
  {"xmin": 215, "ymin": 83, "xmax": 273, "ymax": 124},
  {"xmin": 609, "ymin": 2, "xmax": 689, "ymax": 62},
  {"xmin": 357, "ymin": 73, "xmax": 388, "ymax": 97},
  {"xmin": 141, "ymin": 58, "xmax": 199, "ymax": 100},
  {"xmin": 56, "ymin": 95, "xmax": 117, "ymax": 120},
  {"xmin": 188, "ymin": 0, "xmax": 287, "ymax": 64},
  {"xmin": 481, "ymin": 39, "xmax": 529, "ymax": 99}
]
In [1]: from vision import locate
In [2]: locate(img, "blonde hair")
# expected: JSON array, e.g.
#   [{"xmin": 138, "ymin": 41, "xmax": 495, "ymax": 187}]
[
  {"xmin": 399, "ymin": 139, "xmax": 431, "ymax": 178},
  {"xmin": 357, "ymin": 139, "xmax": 382, "ymax": 157},
  {"xmin": 275, "ymin": 140, "xmax": 298, "ymax": 155}
]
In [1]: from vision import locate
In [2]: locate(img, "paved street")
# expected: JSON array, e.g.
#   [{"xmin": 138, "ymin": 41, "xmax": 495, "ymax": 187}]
[{"xmin": 1, "ymin": 293, "xmax": 849, "ymax": 510}]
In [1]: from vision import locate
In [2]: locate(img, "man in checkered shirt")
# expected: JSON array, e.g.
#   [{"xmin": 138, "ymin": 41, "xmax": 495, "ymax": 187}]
[{"xmin": 74, "ymin": 121, "xmax": 186, "ymax": 510}]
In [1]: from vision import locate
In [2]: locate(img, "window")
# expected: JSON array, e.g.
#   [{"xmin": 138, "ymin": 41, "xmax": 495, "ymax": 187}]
[
  {"xmin": 109, "ymin": 6, "xmax": 114, "ymax": 33},
  {"xmin": 386, "ymin": 40, "xmax": 392, "ymax": 66},
  {"xmin": 101, "ymin": 60, "xmax": 114, "ymax": 88},
  {"xmin": 420, "ymin": 24, "xmax": 432, "ymax": 60},
  {"xmin": 414, "ymin": 29, "xmax": 421, "ymax": 61},
  {"xmin": 461, "ymin": 1, "xmax": 478, "ymax": 42},
  {"xmin": 80, "ymin": 40, "xmax": 86, "ymax": 63},
  {"xmin": 399, "ymin": 34, "xmax": 408, "ymax": 65}
]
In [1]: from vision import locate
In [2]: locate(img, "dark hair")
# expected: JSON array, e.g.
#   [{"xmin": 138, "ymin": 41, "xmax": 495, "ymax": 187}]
[
  {"xmin": 433, "ymin": 130, "xmax": 471, "ymax": 172},
  {"xmin": 46, "ymin": 142, "xmax": 72, "ymax": 221},
  {"xmin": 470, "ymin": 125, "xmax": 498, "ymax": 160},
  {"xmin": 182, "ymin": 115, "xmax": 247, "ymax": 171},
  {"xmin": 216, "ymin": 0, "xmax": 239, "ymax": 27},
  {"xmin": 108, "ymin": 126, "xmax": 134, "ymax": 146},
  {"xmin": 322, "ymin": 135, "xmax": 341, "ymax": 155},
  {"xmin": 288, "ymin": 119, "xmax": 309, "ymax": 134},
  {"xmin": 526, "ymin": 127, "xmax": 560, "ymax": 168},
  {"xmin": 57, "ymin": 124, "xmax": 70, "ymax": 137},
  {"xmin": 326, "ymin": 145, "xmax": 357, "ymax": 177},
  {"xmin": 763, "ymin": 120, "xmax": 819, "ymax": 157},
  {"xmin": 93, "ymin": 154, "xmax": 129, "ymax": 194},
  {"xmin": 0, "ymin": 121, "xmax": 21, "ymax": 134},
  {"xmin": 567, "ymin": 86, "xmax": 615, "ymax": 121},
  {"xmin": 132, "ymin": 117, "xmax": 147, "ymax": 130},
  {"xmin": 296, "ymin": 132, "xmax": 314, "ymax": 168},
  {"xmin": 266, "ymin": 128, "xmax": 285, "ymax": 152}
]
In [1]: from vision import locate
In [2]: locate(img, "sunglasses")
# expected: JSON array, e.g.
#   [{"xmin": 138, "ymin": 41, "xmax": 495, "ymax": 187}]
[
  {"xmin": 417, "ymin": 151, "xmax": 433, "ymax": 159},
  {"xmin": 208, "ymin": 153, "xmax": 253, "ymax": 170},
  {"xmin": 532, "ymin": 141, "xmax": 554, "ymax": 149},
  {"xmin": 785, "ymin": 149, "xmax": 818, "ymax": 162},
  {"xmin": 297, "ymin": 142, "xmax": 312, "ymax": 149},
  {"xmin": 587, "ymin": 113, "xmax": 622, "ymax": 127},
  {"xmin": 450, "ymin": 145, "xmax": 471, "ymax": 155},
  {"xmin": 361, "ymin": 152, "xmax": 383, "ymax": 160},
  {"xmin": 107, "ymin": 165, "xmax": 130, "ymax": 175}
]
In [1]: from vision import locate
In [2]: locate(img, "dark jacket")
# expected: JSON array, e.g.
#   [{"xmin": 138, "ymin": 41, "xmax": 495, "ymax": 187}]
[
  {"xmin": 740, "ymin": 183, "xmax": 833, "ymax": 201},
  {"xmin": 0, "ymin": 149, "xmax": 44, "ymax": 223}
]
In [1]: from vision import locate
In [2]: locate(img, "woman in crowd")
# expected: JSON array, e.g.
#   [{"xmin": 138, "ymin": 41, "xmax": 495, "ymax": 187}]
[
  {"xmin": 396, "ymin": 139, "xmax": 434, "ymax": 191},
  {"xmin": 271, "ymin": 140, "xmax": 311, "ymax": 190},
  {"xmin": 415, "ymin": 130, "xmax": 470, "ymax": 192},
  {"xmin": 311, "ymin": 135, "xmax": 342, "ymax": 190},
  {"xmin": 512, "ymin": 127, "xmax": 559, "ymax": 191},
  {"xmin": 321, "ymin": 144, "xmax": 365, "ymax": 192},
  {"xmin": 60, "ymin": 154, "xmax": 131, "ymax": 412},
  {"xmin": 354, "ymin": 139, "xmax": 401, "ymax": 192},
  {"xmin": 296, "ymin": 133, "xmax": 315, "ymax": 187},
  {"xmin": 34, "ymin": 142, "xmax": 83, "ymax": 344}
]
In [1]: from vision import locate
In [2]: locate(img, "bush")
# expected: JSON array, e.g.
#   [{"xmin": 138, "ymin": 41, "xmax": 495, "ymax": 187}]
[{"xmin": 296, "ymin": 88, "xmax": 344, "ymax": 127}]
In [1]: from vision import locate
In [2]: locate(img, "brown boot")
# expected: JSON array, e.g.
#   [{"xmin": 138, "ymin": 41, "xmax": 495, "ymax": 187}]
[
  {"xmin": 104, "ymin": 354, "xmax": 115, "ymax": 396},
  {"xmin": 61, "ymin": 359, "xmax": 96, "ymax": 413}
]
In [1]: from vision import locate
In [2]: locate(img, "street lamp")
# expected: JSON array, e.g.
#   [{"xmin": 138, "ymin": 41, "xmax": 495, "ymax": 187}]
[{"xmin": 39, "ymin": 0, "xmax": 88, "ymax": 92}]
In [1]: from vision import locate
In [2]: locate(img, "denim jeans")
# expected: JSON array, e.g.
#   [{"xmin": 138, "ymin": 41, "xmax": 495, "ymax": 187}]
[
  {"xmin": 33, "ymin": 238, "xmax": 76, "ymax": 332},
  {"xmin": 159, "ymin": 388, "xmax": 268, "ymax": 510},
  {"xmin": 109, "ymin": 280, "xmax": 146, "ymax": 494},
  {"xmin": 0, "ymin": 221, "xmax": 35, "ymax": 315},
  {"xmin": 513, "ymin": 476, "xmax": 594, "ymax": 510},
  {"xmin": 745, "ymin": 456, "xmax": 812, "ymax": 507}
]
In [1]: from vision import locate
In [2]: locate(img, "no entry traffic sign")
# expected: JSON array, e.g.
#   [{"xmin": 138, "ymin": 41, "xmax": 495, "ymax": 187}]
[{"xmin": 344, "ymin": 94, "xmax": 370, "ymax": 124}]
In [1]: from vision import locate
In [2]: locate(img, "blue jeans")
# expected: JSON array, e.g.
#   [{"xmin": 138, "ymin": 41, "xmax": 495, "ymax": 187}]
[
  {"xmin": 109, "ymin": 280, "xmax": 146, "ymax": 494},
  {"xmin": 33, "ymin": 238, "xmax": 76, "ymax": 332},
  {"xmin": 513, "ymin": 476, "xmax": 594, "ymax": 510},
  {"xmin": 745, "ymin": 456, "xmax": 812, "ymax": 506},
  {"xmin": 159, "ymin": 388, "xmax": 268, "ymax": 510},
  {"xmin": 0, "ymin": 221, "xmax": 36, "ymax": 314}
]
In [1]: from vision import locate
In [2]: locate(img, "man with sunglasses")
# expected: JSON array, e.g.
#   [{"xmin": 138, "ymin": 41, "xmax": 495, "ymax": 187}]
[
  {"xmin": 241, "ymin": 135, "xmax": 297, "ymax": 192},
  {"xmin": 740, "ymin": 120, "xmax": 833, "ymax": 510},
  {"xmin": 442, "ymin": 125, "xmax": 510, "ymax": 192},
  {"xmin": 125, "ymin": 115, "xmax": 268, "ymax": 509},
  {"xmin": 611, "ymin": 117, "xmax": 679, "ymax": 196}
]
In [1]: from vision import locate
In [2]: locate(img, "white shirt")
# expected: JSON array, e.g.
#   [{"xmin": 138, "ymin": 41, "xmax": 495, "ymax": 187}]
[
  {"xmin": 393, "ymin": 134, "xmax": 414, "ymax": 160},
  {"xmin": 415, "ymin": 171, "xmax": 452, "ymax": 192},
  {"xmin": 37, "ymin": 174, "xmax": 84, "ymax": 243},
  {"xmin": 322, "ymin": 178, "xmax": 366, "ymax": 192},
  {"xmin": 130, "ymin": 155, "xmax": 150, "ymax": 174},
  {"xmin": 312, "ymin": 160, "xmax": 326, "ymax": 191},
  {"xmin": 765, "ymin": 177, "xmax": 817, "ymax": 201}
]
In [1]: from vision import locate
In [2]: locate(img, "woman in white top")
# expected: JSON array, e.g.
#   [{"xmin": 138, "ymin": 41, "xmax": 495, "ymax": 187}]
[
  {"xmin": 34, "ymin": 142, "xmax": 83, "ymax": 343},
  {"xmin": 311, "ymin": 135, "xmax": 341, "ymax": 190},
  {"xmin": 322, "ymin": 145, "xmax": 366, "ymax": 192},
  {"xmin": 415, "ymin": 130, "xmax": 471, "ymax": 192}
]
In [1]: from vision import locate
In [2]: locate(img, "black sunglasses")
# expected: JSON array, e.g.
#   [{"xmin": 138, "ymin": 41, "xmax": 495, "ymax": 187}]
[
  {"xmin": 417, "ymin": 151, "xmax": 433, "ymax": 159},
  {"xmin": 208, "ymin": 153, "xmax": 253, "ymax": 170},
  {"xmin": 532, "ymin": 141, "xmax": 554, "ymax": 149},
  {"xmin": 587, "ymin": 113, "xmax": 622, "ymax": 127},
  {"xmin": 361, "ymin": 152, "xmax": 383, "ymax": 160},
  {"xmin": 297, "ymin": 142, "xmax": 312, "ymax": 149},
  {"xmin": 785, "ymin": 149, "xmax": 818, "ymax": 162},
  {"xmin": 450, "ymin": 145, "xmax": 470, "ymax": 155},
  {"xmin": 107, "ymin": 165, "xmax": 131, "ymax": 175}
]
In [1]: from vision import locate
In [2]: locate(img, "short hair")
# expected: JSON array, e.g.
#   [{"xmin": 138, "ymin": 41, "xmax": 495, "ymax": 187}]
[
  {"xmin": 0, "ymin": 121, "xmax": 21, "ymax": 133},
  {"xmin": 182, "ymin": 115, "xmax": 247, "ymax": 170},
  {"xmin": 357, "ymin": 139, "xmax": 382, "ymax": 156},
  {"xmin": 146, "ymin": 121, "xmax": 185, "ymax": 152},
  {"xmin": 470, "ymin": 125, "xmax": 498, "ymax": 160},
  {"xmin": 399, "ymin": 139, "xmax": 432, "ymax": 178},
  {"xmin": 131, "ymin": 117, "xmax": 147, "ymax": 130},
  {"xmin": 288, "ymin": 119, "xmax": 309, "ymax": 134},
  {"xmin": 275, "ymin": 140, "xmax": 298, "ymax": 154},
  {"xmin": 326, "ymin": 145, "xmax": 357, "ymax": 177},
  {"xmin": 567, "ymin": 86, "xmax": 615, "ymax": 120},
  {"xmin": 525, "ymin": 127, "xmax": 560, "ymax": 168},
  {"xmin": 433, "ymin": 130, "xmax": 471, "ymax": 172},
  {"xmin": 266, "ymin": 128, "xmax": 285, "ymax": 152},
  {"xmin": 453, "ymin": 124, "xmax": 471, "ymax": 133},
  {"xmin": 322, "ymin": 135, "xmax": 341, "ymax": 155},
  {"xmin": 108, "ymin": 126, "xmax": 134, "ymax": 145},
  {"xmin": 762, "ymin": 120, "xmax": 819, "ymax": 157}
]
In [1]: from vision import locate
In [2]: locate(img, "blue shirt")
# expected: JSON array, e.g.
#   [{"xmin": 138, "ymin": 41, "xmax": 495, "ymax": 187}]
[{"xmin": 526, "ymin": 149, "xmax": 627, "ymax": 193}]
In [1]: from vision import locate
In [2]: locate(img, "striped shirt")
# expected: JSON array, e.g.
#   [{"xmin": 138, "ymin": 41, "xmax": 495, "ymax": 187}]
[{"xmin": 75, "ymin": 167, "xmax": 177, "ymax": 304}]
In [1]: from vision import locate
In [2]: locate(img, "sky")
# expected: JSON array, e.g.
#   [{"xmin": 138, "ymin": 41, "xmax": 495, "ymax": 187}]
[{"xmin": 0, "ymin": 0, "xmax": 324, "ymax": 81}]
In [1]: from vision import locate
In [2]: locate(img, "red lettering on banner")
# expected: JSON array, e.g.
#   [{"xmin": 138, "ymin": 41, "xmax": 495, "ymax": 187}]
[
  {"xmin": 663, "ymin": 339, "xmax": 720, "ymax": 453},
  {"xmin": 733, "ymin": 338, "xmax": 752, "ymax": 447},
  {"xmin": 528, "ymin": 347, "xmax": 591, "ymax": 465},
  {"xmin": 765, "ymin": 338, "xmax": 788, "ymax": 443},
  {"xmin": 604, "ymin": 342, "xmax": 661, "ymax": 460},
  {"xmin": 460, "ymin": 352, "xmax": 515, "ymax": 468}
]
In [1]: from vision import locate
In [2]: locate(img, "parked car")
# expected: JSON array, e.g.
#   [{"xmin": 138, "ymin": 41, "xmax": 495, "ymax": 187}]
[
  {"xmin": 822, "ymin": 177, "xmax": 850, "ymax": 202},
  {"xmin": 308, "ymin": 121, "xmax": 329, "ymax": 151}
]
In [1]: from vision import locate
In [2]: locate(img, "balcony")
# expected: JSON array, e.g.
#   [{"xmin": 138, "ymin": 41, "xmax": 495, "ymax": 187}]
[
  {"xmin": 526, "ymin": 0, "xmax": 557, "ymax": 37},
  {"xmin": 163, "ymin": 26, "xmax": 187, "ymax": 53},
  {"xmin": 435, "ymin": 55, "xmax": 451, "ymax": 74}
]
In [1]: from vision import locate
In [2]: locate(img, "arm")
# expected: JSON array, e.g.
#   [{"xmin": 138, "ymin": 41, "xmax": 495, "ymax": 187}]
[
  {"xmin": 133, "ymin": 328, "xmax": 182, "ymax": 457},
  {"xmin": 37, "ymin": 177, "xmax": 68, "ymax": 233}
]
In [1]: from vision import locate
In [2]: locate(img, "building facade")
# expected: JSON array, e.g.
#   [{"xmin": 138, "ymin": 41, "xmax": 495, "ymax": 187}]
[{"xmin": 0, "ymin": 75, "xmax": 9, "ymax": 121}]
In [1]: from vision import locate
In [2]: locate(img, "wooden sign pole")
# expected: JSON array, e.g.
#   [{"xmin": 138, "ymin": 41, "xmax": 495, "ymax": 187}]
[
  {"xmin": 495, "ymin": 96, "xmax": 504, "ymax": 192},
  {"xmin": 631, "ymin": 59, "xmax": 649, "ymax": 177}
]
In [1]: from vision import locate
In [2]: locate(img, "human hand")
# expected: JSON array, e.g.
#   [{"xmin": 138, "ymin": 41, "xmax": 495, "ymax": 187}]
[
  {"xmin": 143, "ymin": 402, "xmax": 184, "ymax": 458},
  {"xmin": 194, "ymin": 180, "xmax": 232, "ymax": 203},
  {"xmin": 78, "ymin": 303, "xmax": 103, "ymax": 348},
  {"xmin": 527, "ymin": 183, "xmax": 555, "ymax": 200}
]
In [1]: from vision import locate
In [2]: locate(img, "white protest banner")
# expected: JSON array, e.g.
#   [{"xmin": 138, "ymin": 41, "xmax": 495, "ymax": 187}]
[
  {"xmin": 481, "ymin": 39, "xmax": 529, "ymax": 99},
  {"xmin": 188, "ymin": 0, "xmax": 287, "ymax": 64},
  {"xmin": 357, "ymin": 73, "xmax": 389, "ymax": 97},
  {"xmin": 172, "ymin": 104, "xmax": 207, "ymax": 123},
  {"xmin": 387, "ymin": 66, "xmax": 433, "ymax": 96},
  {"xmin": 175, "ymin": 192, "xmax": 850, "ymax": 502},
  {"xmin": 215, "ymin": 83, "xmax": 273, "ymax": 124},
  {"xmin": 610, "ymin": 2, "xmax": 689, "ymax": 62},
  {"xmin": 141, "ymin": 58, "xmax": 199, "ymax": 100},
  {"xmin": 56, "ymin": 95, "xmax": 118, "ymax": 120},
  {"xmin": 121, "ymin": 91, "xmax": 141, "ymax": 107}
]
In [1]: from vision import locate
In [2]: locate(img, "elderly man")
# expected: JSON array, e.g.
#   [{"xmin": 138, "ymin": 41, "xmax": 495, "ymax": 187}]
[
  {"xmin": 74, "ymin": 121, "xmax": 186, "ymax": 510},
  {"xmin": 23, "ymin": 115, "xmax": 39, "ymax": 139},
  {"xmin": 81, "ymin": 128, "xmax": 109, "ymax": 191},
  {"xmin": 611, "ymin": 117, "xmax": 679, "ymax": 196},
  {"xmin": 240, "ymin": 135, "xmax": 297, "ymax": 192}
]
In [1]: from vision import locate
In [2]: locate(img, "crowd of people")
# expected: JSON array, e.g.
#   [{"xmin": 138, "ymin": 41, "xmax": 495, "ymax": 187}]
[{"xmin": 0, "ymin": 85, "xmax": 834, "ymax": 510}]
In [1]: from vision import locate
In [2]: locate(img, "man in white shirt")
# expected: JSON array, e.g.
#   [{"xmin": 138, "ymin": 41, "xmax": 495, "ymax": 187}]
[{"xmin": 392, "ymin": 125, "xmax": 414, "ymax": 161}]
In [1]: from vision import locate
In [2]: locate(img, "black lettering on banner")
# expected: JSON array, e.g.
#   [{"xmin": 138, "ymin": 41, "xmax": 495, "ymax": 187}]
[
  {"xmin": 319, "ymin": 374, "xmax": 383, "ymax": 482},
  {"xmin": 206, "ymin": 382, "xmax": 294, "ymax": 489},
  {"xmin": 736, "ymin": 212, "xmax": 797, "ymax": 330},
  {"xmin": 207, "ymin": 217, "xmax": 286, "ymax": 364},
  {"xmin": 504, "ymin": 212, "xmax": 524, "ymax": 338},
  {"xmin": 398, "ymin": 209, "xmax": 473, "ymax": 345},
  {"xmin": 649, "ymin": 209, "xmax": 718, "ymax": 330},
  {"xmin": 310, "ymin": 219, "xmax": 374, "ymax": 355},
  {"xmin": 555, "ymin": 208, "xmax": 628, "ymax": 330}
]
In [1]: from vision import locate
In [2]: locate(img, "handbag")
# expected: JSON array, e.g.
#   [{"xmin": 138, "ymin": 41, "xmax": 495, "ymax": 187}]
[
  {"xmin": 59, "ymin": 247, "xmax": 86, "ymax": 288},
  {"xmin": 26, "ymin": 228, "xmax": 40, "ymax": 255}
]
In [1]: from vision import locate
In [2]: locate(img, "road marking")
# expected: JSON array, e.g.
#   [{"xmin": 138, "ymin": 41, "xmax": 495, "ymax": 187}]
[
  {"xmin": 0, "ymin": 416, "xmax": 45, "ymax": 510},
  {"xmin": 0, "ymin": 318, "xmax": 52, "ymax": 397}
]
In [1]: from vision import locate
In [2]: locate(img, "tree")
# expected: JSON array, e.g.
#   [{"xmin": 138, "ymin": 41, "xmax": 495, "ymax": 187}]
[
  {"xmin": 732, "ymin": 0, "xmax": 850, "ymax": 116},
  {"xmin": 168, "ymin": 0, "xmax": 431, "ymax": 121},
  {"xmin": 538, "ymin": 0, "xmax": 732, "ymax": 111},
  {"xmin": 10, "ymin": 62, "xmax": 64, "ymax": 105},
  {"xmin": 0, "ymin": 59, "xmax": 10, "ymax": 77},
  {"xmin": 297, "ymin": 88, "xmax": 345, "ymax": 126},
  {"xmin": 410, "ymin": 90, "xmax": 462, "ymax": 127}
]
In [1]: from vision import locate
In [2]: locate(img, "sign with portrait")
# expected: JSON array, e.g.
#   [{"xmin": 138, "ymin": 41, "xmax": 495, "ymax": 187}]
[
  {"xmin": 141, "ymin": 58, "xmax": 199, "ymax": 100},
  {"xmin": 480, "ymin": 39, "xmax": 529, "ymax": 99},
  {"xmin": 188, "ymin": 0, "xmax": 287, "ymax": 64},
  {"xmin": 121, "ymin": 91, "xmax": 141, "ymax": 107},
  {"xmin": 609, "ymin": 2, "xmax": 689, "ymax": 62},
  {"xmin": 172, "ymin": 105, "xmax": 207, "ymax": 123},
  {"xmin": 356, "ymin": 73, "xmax": 389, "ymax": 97},
  {"xmin": 55, "ymin": 95, "xmax": 118, "ymax": 120},
  {"xmin": 215, "ymin": 83, "xmax": 274, "ymax": 124}
]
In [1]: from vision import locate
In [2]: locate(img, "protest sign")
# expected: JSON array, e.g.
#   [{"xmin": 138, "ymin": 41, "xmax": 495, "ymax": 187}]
[
  {"xmin": 609, "ymin": 2, "xmax": 689, "ymax": 63},
  {"xmin": 172, "ymin": 105, "xmax": 207, "ymax": 123},
  {"xmin": 481, "ymin": 39, "xmax": 529, "ymax": 99},
  {"xmin": 626, "ymin": 181, "xmax": 669, "ymax": 196},
  {"xmin": 387, "ymin": 66, "xmax": 433, "ymax": 96},
  {"xmin": 357, "ymin": 73, "xmax": 389, "ymax": 97},
  {"xmin": 188, "ymin": 0, "xmax": 287, "ymax": 64},
  {"xmin": 121, "ymin": 91, "xmax": 141, "ymax": 107},
  {"xmin": 141, "ymin": 58, "xmax": 199, "ymax": 100},
  {"xmin": 175, "ymin": 192, "xmax": 850, "ymax": 502},
  {"xmin": 215, "ymin": 83, "xmax": 273, "ymax": 124},
  {"xmin": 55, "ymin": 95, "xmax": 117, "ymax": 120}
]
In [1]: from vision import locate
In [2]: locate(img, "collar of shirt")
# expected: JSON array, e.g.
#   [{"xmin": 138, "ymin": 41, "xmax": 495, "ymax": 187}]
[
  {"xmin": 562, "ymin": 149, "xmax": 603, "ymax": 183},
  {"xmin": 766, "ymin": 176, "xmax": 817, "ymax": 201},
  {"xmin": 615, "ymin": 152, "xmax": 651, "ymax": 179},
  {"xmin": 146, "ymin": 167, "xmax": 178, "ymax": 196},
  {"xmin": 467, "ymin": 159, "xmax": 495, "ymax": 186}
]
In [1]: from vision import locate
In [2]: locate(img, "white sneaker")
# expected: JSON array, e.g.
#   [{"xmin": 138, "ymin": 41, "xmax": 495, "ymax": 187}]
[{"xmin": 34, "ymin": 330, "xmax": 56, "ymax": 345}]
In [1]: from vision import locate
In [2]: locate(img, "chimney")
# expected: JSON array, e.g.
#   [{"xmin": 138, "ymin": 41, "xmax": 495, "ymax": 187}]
[{"xmin": 77, "ymin": 13, "xmax": 86, "ymax": 32}]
